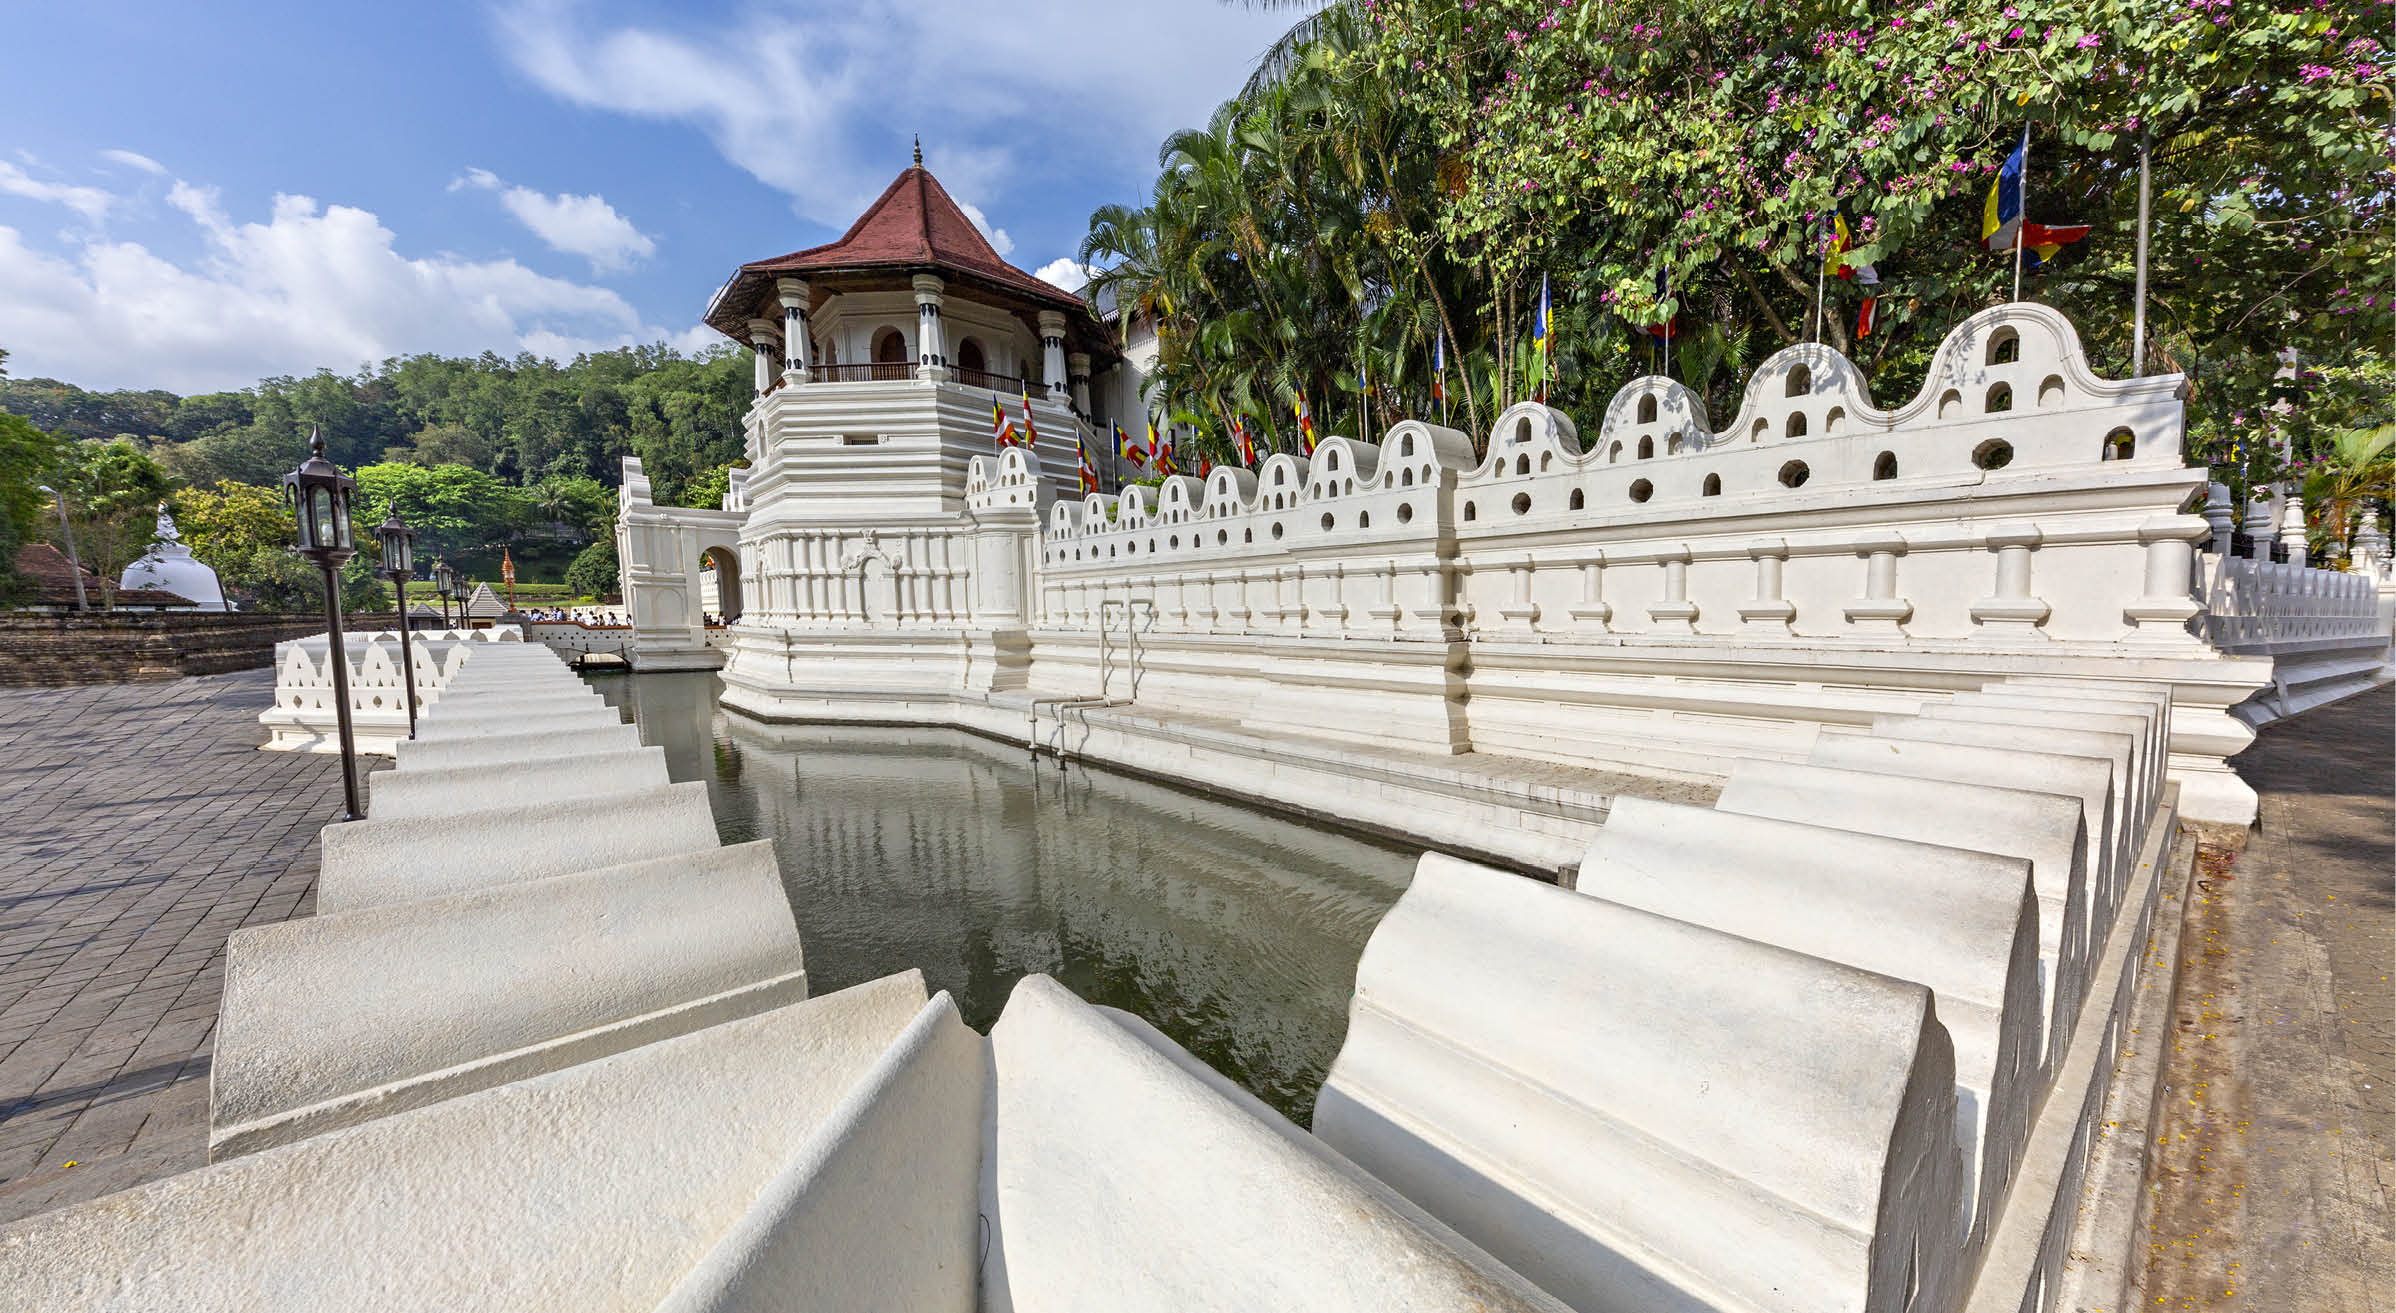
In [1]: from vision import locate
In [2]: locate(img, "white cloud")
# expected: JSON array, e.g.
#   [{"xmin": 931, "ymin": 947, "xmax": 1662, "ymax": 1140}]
[
  {"xmin": 0, "ymin": 183, "xmax": 669, "ymax": 393},
  {"xmin": 955, "ymin": 200, "xmax": 1013, "ymax": 257},
  {"xmin": 0, "ymin": 161, "xmax": 112, "ymax": 225},
  {"xmin": 493, "ymin": 0, "xmax": 1300, "ymax": 242},
  {"xmin": 101, "ymin": 149, "xmax": 168, "ymax": 176},
  {"xmin": 452, "ymin": 166, "xmax": 656, "ymax": 273},
  {"xmin": 1032, "ymin": 258, "xmax": 1092, "ymax": 292}
]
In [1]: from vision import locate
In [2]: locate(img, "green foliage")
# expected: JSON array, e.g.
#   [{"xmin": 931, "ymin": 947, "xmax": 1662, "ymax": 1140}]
[
  {"xmin": 677, "ymin": 463, "xmax": 734, "ymax": 511},
  {"xmin": 0, "ymin": 341, "xmax": 751, "ymax": 502},
  {"xmin": 171, "ymin": 480, "xmax": 290, "ymax": 563},
  {"xmin": 0, "ymin": 410, "xmax": 60, "ymax": 604},
  {"xmin": 1092, "ymin": 0, "xmax": 2391, "ymax": 471},
  {"xmin": 563, "ymin": 537, "xmax": 620, "ymax": 601},
  {"xmin": 354, "ymin": 462, "xmax": 534, "ymax": 562},
  {"xmin": 42, "ymin": 439, "xmax": 175, "ymax": 610}
]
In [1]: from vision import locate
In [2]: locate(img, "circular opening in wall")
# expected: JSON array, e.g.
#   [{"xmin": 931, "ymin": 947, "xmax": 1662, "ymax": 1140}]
[
  {"xmin": 1628, "ymin": 479, "xmax": 1653, "ymax": 503},
  {"xmin": 1321, "ymin": 513, "xmax": 1335, "ymax": 532},
  {"xmin": 1126, "ymin": 541, "xmax": 1136, "ymax": 554},
  {"xmin": 1170, "ymin": 535, "xmax": 1179, "ymax": 549},
  {"xmin": 1973, "ymin": 439, "xmax": 2014, "ymax": 471},
  {"xmin": 1511, "ymin": 492, "xmax": 1532, "ymax": 516},
  {"xmin": 1778, "ymin": 460, "xmax": 1810, "ymax": 488},
  {"xmin": 1271, "ymin": 522, "xmax": 1284, "ymax": 540},
  {"xmin": 1397, "ymin": 503, "xmax": 1413, "ymax": 524},
  {"xmin": 1217, "ymin": 529, "xmax": 1228, "ymax": 546}
]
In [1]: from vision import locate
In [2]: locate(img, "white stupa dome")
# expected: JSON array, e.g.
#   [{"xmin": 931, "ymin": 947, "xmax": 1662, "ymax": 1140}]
[{"xmin": 120, "ymin": 504, "xmax": 229, "ymax": 611}]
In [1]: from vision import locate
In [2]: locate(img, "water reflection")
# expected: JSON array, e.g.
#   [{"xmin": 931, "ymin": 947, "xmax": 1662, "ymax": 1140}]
[{"xmin": 587, "ymin": 671, "xmax": 1415, "ymax": 1124}]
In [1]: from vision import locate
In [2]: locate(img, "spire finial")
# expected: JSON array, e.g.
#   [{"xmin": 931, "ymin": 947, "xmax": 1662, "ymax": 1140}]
[
  {"xmin": 912, "ymin": 135, "xmax": 922, "ymax": 167},
  {"xmin": 308, "ymin": 424, "xmax": 325, "ymax": 457}
]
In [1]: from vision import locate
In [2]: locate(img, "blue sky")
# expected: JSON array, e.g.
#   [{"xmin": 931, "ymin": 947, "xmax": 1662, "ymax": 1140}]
[{"xmin": 0, "ymin": 0, "xmax": 1305, "ymax": 394}]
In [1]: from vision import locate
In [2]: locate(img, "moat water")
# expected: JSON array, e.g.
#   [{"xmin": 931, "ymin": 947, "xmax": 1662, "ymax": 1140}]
[{"xmin": 585, "ymin": 670, "xmax": 1416, "ymax": 1124}]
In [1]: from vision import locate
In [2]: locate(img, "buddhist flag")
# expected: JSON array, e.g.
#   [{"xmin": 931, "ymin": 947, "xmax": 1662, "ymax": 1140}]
[
  {"xmin": 991, "ymin": 395, "xmax": 1017, "ymax": 449},
  {"xmin": 1432, "ymin": 327, "xmax": 1448, "ymax": 421},
  {"xmin": 1530, "ymin": 273, "xmax": 1552, "ymax": 399},
  {"xmin": 1115, "ymin": 420, "xmax": 1144, "ymax": 469},
  {"xmin": 1077, "ymin": 441, "xmax": 1098, "ymax": 494},
  {"xmin": 1019, "ymin": 385, "xmax": 1041, "ymax": 449},
  {"xmin": 1856, "ymin": 295, "xmax": 1880, "ymax": 339},
  {"xmin": 1155, "ymin": 419, "xmax": 1177, "ymax": 477},
  {"xmin": 1234, "ymin": 414, "xmax": 1258, "ymax": 466},
  {"xmin": 1830, "ymin": 212, "xmax": 1879, "ymax": 285},
  {"xmin": 1294, "ymin": 395, "xmax": 1317, "ymax": 454},
  {"xmin": 1983, "ymin": 128, "xmax": 2029, "ymax": 253}
]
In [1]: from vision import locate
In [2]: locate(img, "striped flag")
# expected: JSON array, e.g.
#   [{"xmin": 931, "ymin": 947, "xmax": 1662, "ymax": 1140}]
[
  {"xmin": 1155, "ymin": 419, "xmax": 1177, "ymax": 477},
  {"xmin": 991, "ymin": 395, "xmax": 1018, "ymax": 448},
  {"xmin": 1294, "ymin": 395, "xmax": 1317, "ymax": 454},
  {"xmin": 1018, "ymin": 385, "xmax": 1040, "ymax": 450},
  {"xmin": 1234, "ymin": 414, "xmax": 1257, "ymax": 466},
  {"xmin": 1531, "ymin": 272, "xmax": 1552, "ymax": 400},
  {"xmin": 1115, "ymin": 420, "xmax": 1144, "ymax": 470},
  {"xmin": 1147, "ymin": 413, "xmax": 1164, "ymax": 470},
  {"xmin": 1077, "ymin": 440, "xmax": 1098, "ymax": 493}
]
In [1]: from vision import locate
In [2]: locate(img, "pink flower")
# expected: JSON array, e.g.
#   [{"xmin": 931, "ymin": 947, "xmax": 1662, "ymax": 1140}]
[{"xmin": 2076, "ymin": 32, "xmax": 2101, "ymax": 48}]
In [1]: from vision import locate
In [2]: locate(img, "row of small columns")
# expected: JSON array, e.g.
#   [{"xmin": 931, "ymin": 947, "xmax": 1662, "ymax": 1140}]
[
  {"xmin": 1038, "ymin": 522, "xmax": 2214, "ymax": 642},
  {"xmin": 745, "ymin": 272, "xmax": 1082, "ymax": 408}
]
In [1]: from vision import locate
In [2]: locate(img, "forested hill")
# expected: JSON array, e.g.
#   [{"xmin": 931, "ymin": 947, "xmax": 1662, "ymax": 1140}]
[{"xmin": 0, "ymin": 343, "xmax": 753, "ymax": 508}]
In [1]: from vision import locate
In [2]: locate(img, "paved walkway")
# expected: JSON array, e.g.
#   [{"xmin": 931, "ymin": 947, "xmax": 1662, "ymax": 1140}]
[
  {"xmin": 0, "ymin": 669, "xmax": 376, "ymax": 1224},
  {"xmin": 2142, "ymin": 685, "xmax": 2394, "ymax": 1311}
]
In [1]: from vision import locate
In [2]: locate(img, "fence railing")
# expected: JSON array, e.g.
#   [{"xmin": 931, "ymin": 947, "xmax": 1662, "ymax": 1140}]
[
  {"xmin": 2204, "ymin": 554, "xmax": 2385, "ymax": 649},
  {"xmin": 809, "ymin": 362, "xmax": 915, "ymax": 383}
]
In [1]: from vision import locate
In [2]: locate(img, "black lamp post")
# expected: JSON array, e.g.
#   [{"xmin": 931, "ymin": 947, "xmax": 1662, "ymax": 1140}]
[
  {"xmin": 376, "ymin": 509, "xmax": 420, "ymax": 738},
  {"xmin": 435, "ymin": 561, "xmax": 459, "ymax": 630},
  {"xmin": 283, "ymin": 426, "xmax": 363, "ymax": 822}
]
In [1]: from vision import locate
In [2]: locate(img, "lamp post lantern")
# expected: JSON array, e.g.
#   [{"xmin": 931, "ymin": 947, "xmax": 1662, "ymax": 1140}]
[
  {"xmin": 376, "ymin": 509, "xmax": 420, "ymax": 737},
  {"xmin": 33, "ymin": 485, "xmax": 89, "ymax": 612},
  {"xmin": 282, "ymin": 426, "xmax": 363, "ymax": 822},
  {"xmin": 435, "ymin": 561, "xmax": 460, "ymax": 631}
]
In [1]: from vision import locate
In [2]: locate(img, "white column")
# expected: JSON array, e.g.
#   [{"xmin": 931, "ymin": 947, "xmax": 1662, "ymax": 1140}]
[
  {"xmin": 1067, "ymin": 351, "xmax": 1092, "ymax": 416},
  {"xmin": 777, "ymin": 277, "xmax": 812, "ymax": 382},
  {"xmin": 1038, "ymin": 310, "xmax": 1068, "ymax": 401},
  {"xmin": 1969, "ymin": 523, "xmax": 2051, "ymax": 638},
  {"xmin": 747, "ymin": 318, "xmax": 780, "ymax": 396},
  {"xmin": 1842, "ymin": 531, "xmax": 1911, "ymax": 636},
  {"xmin": 2241, "ymin": 494, "xmax": 2273, "ymax": 559},
  {"xmin": 2200, "ymin": 482, "xmax": 2237, "ymax": 556},
  {"xmin": 913, "ymin": 274, "xmax": 948, "ymax": 383},
  {"xmin": 1567, "ymin": 551, "xmax": 1612, "ymax": 631},
  {"xmin": 1647, "ymin": 546, "xmax": 1697, "ymax": 633},
  {"xmin": 1737, "ymin": 538, "xmax": 1796, "ymax": 635},
  {"xmin": 2278, "ymin": 497, "xmax": 2310, "ymax": 568},
  {"xmin": 2125, "ymin": 517, "xmax": 2206, "ymax": 641}
]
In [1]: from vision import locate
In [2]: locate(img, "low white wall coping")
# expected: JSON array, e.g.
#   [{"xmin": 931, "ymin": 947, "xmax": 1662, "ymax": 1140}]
[
  {"xmin": 1580, "ymin": 796, "xmax": 2041, "ymax": 1259},
  {"xmin": 984, "ymin": 972, "xmax": 1567, "ymax": 1312},
  {"xmin": 413, "ymin": 707, "xmax": 627, "ymax": 741},
  {"xmin": 393, "ymin": 723, "xmax": 644, "ymax": 772},
  {"xmin": 1716, "ymin": 759, "xmax": 2090, "ymax": 1079},
  {"xmin": 211, "ymin": 840, "xmax": 806, "ymax": 1156},
  {"xmin": 0, "ymin": 975, "xmax": 932, "ymax": 1311},
  {"xmin": 1315, "ymin": 853, "xmax": 1966, "ymax": 1313},
  {"xmin": 315, "ymin": 781, "xmax": 720, "ymax": 913},
  {"xmin": 367, "ymin": 747, "xmax": 671, "ymax": 821}
]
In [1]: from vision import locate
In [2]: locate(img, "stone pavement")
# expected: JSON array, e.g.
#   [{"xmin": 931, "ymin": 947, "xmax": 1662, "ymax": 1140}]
[
  {"xmin": 0, "ymin": 668, "xmax": 379, "ymax": 1225},
  {"xmin": 2142, "ymin": 684, "xmax": 2394, "ymax": 1312}
]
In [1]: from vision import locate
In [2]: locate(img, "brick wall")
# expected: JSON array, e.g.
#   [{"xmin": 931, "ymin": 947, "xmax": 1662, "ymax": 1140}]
[{"xmin": 0, "ymin": 613, "xmax": 394, "ymax": 687}]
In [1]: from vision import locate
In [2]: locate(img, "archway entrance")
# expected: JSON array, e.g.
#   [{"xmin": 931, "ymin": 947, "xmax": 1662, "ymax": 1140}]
[{"xmin": 701, "ymin": 546, "xmax": 743, "ymax": 623}]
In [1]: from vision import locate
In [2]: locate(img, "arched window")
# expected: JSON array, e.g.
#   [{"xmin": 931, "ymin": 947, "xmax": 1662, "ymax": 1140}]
[
  {"xmin": 956, "ymin": 337, "xmax": 986, "ymax": 374},
  {"xmin": 873, "ymin": 328, "xmax": 909, "ymax": 372},
  {"xmin": 1872, "ymin": 451, "xmax": 1898, "ymax": 480},
  {"xmin": 1786, "ymin": 364, "xmax": 1812, "ymax": 397},
  {"xmin": 2103, "ymin": 428, "xmax": 2135, "ymax": 461},
  {"xmin": 1987, "ymin": 327, "xmax": 2020, "ymax": 365},
  {"xmin": 1702, "ymin": 473, "xmax": 1722, "ymax": 496},
  {"xmin": 1786, "ymin": 412, "xmax": 1808, "ymax": 438},
  {"xmin": 1637, "ymin": 395, "xmax": 1658, "ymax": 424},
  {"xmin": 1986, "ymin": 383, "xmax": 2014, "ymax": 413},
  {"xmin": 1638, "ymin": 436, "xmax": 1654, "ymax": 460}
]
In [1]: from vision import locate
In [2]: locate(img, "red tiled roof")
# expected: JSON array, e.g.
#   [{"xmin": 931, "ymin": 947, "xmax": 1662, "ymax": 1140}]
[
  {"xmin": 752, "ymin": 166, "xmax": 1081, "ymax": 309},
  {"xmin": 13, "ymin": 543, "xmax": 194, "ymax": 608},
  {"xmin": 703, "ymin": 163, "xmax": 1105, "ymax": 356}
]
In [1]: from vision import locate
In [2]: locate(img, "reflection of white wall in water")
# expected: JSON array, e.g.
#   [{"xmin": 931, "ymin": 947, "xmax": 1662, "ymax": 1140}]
[{"xmin": 717, "ymin": 716, "xmax": 1410, "ymax": 1110}]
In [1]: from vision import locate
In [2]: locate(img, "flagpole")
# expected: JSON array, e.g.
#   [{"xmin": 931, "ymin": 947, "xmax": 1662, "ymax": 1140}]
[
  {"xmin": 2012, "ymin": 127, "xmax": 2028, "ymax": 304},
  {"xmin": 1812, "ymin": 215, "xmax": 1827, "ymax": 343},
  {"xmin": 2132, "ymin": 125, "xmax": 2151, "ymax": 377}
]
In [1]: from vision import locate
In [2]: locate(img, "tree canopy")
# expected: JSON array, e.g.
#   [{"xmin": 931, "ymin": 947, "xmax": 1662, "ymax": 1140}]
[{"xmin": 1086, "ymin": 0, "xmax": 2389, "ymax": 522}]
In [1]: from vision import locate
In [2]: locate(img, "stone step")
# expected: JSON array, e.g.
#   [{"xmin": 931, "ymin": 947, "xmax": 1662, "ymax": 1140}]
[{"xmin": 211, "ymin": 841, "xmax": 806, "ymax": 1157}]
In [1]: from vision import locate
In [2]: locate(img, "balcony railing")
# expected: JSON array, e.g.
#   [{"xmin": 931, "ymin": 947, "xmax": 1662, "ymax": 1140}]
[
  {"xmin": 809, "ymin": 362, "xmax": 915, "ymax": 383},
  {"xmin": 951, "ymin": 366, "xmax": 1040, "ymax": 394}
]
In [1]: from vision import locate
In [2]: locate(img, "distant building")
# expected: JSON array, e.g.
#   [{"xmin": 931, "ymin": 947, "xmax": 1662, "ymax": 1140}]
[{"xmin": 14, "ymin": 543, "xmax": 194, "ymax": 611}]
